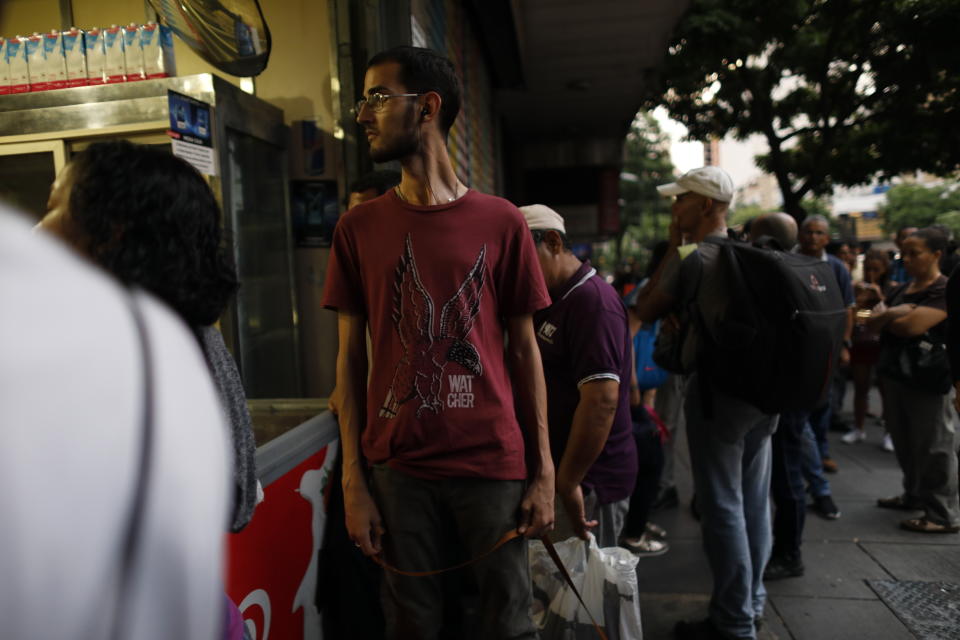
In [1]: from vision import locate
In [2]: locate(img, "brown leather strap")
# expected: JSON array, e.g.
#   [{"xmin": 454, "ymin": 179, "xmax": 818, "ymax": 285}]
[
  {"xmin": 372, "ymin": 530, "xmax": 608, "ymax": 640},
  {"xmin": 371, "ymin": 529, "xmax": 522, "ymax": 577}
]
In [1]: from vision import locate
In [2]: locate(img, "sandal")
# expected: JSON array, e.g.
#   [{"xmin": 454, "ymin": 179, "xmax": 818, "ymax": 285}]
[
  {"xmin": 900, "ymin": 517, "xmax": 960, "ymax": 533},
  {"xmin": 877, "ymin": 495, "xmax": 922, "ymax": 510},
  {"xmin": 645, "ymin": 521, "xmax": 667, "ymax": 539}
]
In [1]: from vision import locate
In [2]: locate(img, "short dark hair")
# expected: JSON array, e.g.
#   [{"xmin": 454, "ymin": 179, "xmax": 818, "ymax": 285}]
[
  {"xmin": 350, "ymin": 170, "xmax": 401, "ymax": 196},
  {"xmin": 68, "ymin": 141, "xmax": 238, "ymax": 327},
  {"xmin": 530, "ymin": 228, "xmax": 572, "ymax": 250},
  {"xmin": 929, "ymin": 223, "xmax": 953, "ymax": 241},
  {"xmin": 367, "ymin": 46, "xmax": 462, "ymax": 136},
  {"xmin": 911, "ymin": 227, "xmax": 949, "ymax": 254}
]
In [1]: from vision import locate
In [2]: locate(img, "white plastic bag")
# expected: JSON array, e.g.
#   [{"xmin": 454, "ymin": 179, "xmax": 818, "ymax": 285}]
[{"xmin": 529, "ymin": 533, "xmax": 643, "ymax": 640}]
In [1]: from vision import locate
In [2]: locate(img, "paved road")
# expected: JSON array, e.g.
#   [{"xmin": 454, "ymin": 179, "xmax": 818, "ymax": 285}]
[{"xmin": 638, "ymin": 390, "xmax": 960, "ymax": 640}]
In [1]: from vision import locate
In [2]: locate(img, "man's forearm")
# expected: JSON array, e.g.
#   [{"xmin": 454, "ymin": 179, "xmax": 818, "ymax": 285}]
[
  {"xmin": 335, "ymin": 317, "xmax": 369, "ymax": 493},
  {"xmin": 634, "ymin": 223, "xmax": 682, "ymax": 315},
  {"xmin": 509, "ymin": 334, "xmax": 553, "ymax": 478},
  {"xmin": 556, "ymin": 389, "xmax": 617, "ymax": 492},
  {"xmin": 505, "ymin": 314, "xmax": 556, "ymax": 537}
]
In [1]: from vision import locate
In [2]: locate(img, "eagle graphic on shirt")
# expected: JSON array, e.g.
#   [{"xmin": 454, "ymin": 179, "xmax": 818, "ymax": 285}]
[{"xmin": 379, "ymin": 234, "xmax": 486, "ymax": 419}]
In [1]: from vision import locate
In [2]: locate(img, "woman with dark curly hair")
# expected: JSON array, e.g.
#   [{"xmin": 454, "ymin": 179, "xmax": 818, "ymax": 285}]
[{"xmin": 39, "ymin": 140, "xmax": 258, "ymax": 535}]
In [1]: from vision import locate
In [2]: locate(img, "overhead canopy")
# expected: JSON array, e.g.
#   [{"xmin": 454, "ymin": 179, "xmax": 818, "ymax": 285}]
[{"xmin": 495, "ymin": 0, "xmax": 690, "ymax": 140}]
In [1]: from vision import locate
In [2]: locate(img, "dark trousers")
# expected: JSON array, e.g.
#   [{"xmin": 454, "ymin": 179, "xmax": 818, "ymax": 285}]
[
  {"xmin": 770, "ymin": 411, "xmax": 808, "ymax": 558},
  {"xmin": 317, "ymin": 450, "xmax": 386, "ymax": 640},
  {"xmin": 370, "ymin": 466, "xmax": 536, "ymax": 640},
  {"xmin": 883, "ymin": 376, "xmax": 960, "ymax": 525},
  {"xmin": 809, "ymin": 393, "xmax": 833, "ymax": 461},
  {"xmin": 622, "ymin": 419, "xmax": 665, "ymax": 539}
]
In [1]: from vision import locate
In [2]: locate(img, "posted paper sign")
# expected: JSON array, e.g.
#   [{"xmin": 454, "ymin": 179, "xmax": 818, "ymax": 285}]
[{"xmin": 167, "ymin": 90, "xmax": 216, "ymax": 176}]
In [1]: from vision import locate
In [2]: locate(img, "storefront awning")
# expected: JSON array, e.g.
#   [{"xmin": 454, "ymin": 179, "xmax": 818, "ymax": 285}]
[{"xmin": 495, "ymin": 0, "xmax": 690, "ymax": 140}]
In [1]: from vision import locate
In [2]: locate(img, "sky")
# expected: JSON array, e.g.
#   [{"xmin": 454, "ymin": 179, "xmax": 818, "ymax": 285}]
[
  {"xmin": 652, "ymin": 106, "xmax": 703, "ymax": 175},
  {"xmin": 652, "ymin": 106, "xmax": 768, "ymax": 190}
]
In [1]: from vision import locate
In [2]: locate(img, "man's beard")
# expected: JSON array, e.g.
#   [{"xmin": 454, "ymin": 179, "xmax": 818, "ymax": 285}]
[{"xmin": 369, "ymin": 108, "xmax": 420, "ymax": 163}]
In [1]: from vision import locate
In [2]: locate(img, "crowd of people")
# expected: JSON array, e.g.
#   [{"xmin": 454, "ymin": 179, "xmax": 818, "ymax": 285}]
[{"xmin": 4, "ymin": 42, "xmax": 958, "ymax": 640}]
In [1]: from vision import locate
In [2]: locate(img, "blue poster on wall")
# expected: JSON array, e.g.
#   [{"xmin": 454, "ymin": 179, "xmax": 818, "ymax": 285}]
[{"xmin": 167, "ymin": 90, "xmax": 216, "ymax": 175}]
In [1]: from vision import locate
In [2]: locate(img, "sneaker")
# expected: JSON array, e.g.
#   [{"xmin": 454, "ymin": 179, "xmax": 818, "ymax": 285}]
[
  {"xmin": 653, "ymin": 486, "xmax": 679, "ymax": 510},
  {"xmin": 822, "ymin": 457, "xmax": 839, "ymax": 473},
  {"xmin": 841, "ymin": 429, "xmax": 867, "ymax": 444},
  {"xmin": 764, "ymin": 553, "xmax": 805, "ymax": 580},
  {"xmin": 645, "ymin": 521, "xmax": 667, "ymax": 539},
  {"xmin": 882, "ymin": 433, "xmax": 895, "ymax": 452},
  {"xmin": 812, "ymin": 494, "xmax": 841, "ymax": 519},
  {"xmin": 621, "ymin": 532, "xmax": 669, "ymax": 557}
]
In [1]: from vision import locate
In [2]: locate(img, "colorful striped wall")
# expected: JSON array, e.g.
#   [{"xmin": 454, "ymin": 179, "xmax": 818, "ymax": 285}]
[{"xmin": 411, "ymin": 0, "xmax": 497, "ymax": 194}]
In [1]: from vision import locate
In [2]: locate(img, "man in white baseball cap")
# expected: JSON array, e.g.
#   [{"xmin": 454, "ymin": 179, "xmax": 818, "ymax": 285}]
[
  {"xmin": 653, "ymin": 166, "xmax": 734, "ymax": 247},
  {"xmin": 635, "ymin": 166, "xmax": 778, "ymax": 640},
  {"xmin": 656, "ymin": 165, "xmax": 735, "ymax": 203}
]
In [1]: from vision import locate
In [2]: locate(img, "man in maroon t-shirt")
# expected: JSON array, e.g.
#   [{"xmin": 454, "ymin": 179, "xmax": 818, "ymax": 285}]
[
  {"xmin": 520, "ymin": 204, "xmax": 638, "ymax": 548},
  {"xmin": 321, "ymin": 46, "xmax": 555, "ymax": 639}
]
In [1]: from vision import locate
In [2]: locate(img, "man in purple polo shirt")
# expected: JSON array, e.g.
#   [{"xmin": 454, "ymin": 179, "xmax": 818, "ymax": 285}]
[{"xmin": 521, "ymin": 204, "xmax": 638, "ymax": 547}]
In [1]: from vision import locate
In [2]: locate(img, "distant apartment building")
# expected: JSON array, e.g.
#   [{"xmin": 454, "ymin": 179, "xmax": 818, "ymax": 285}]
[{"xmin": 735, "ymin": 172, "xmax": 781, "ymax": 211}]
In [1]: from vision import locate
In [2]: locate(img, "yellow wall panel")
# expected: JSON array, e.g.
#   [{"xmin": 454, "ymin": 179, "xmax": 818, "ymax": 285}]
[
  {"xmin": 254, "ymin": 0, "xmax": 335, "ymax": 128},
  {"xmin": 71, "ymin": 0, "xmax": 145, "ymax": 29},
  {"xmin": 0, "ymin": 0, "xmax": 61, "ymax": 36}
]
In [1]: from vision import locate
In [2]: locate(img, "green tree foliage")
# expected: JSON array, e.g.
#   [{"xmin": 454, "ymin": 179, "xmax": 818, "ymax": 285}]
[
  {"xmin": 934, "ymin": 211, "xmax": 960, "ymax": 239},
  {"xmin": 644, "ymin": 0, "xmax": 960, "ymax": 221},
  {"xmin": 616, "ymin": 112, "xmax": 676, "ymax": 260},
  {"xmin": 880, "ymin": 182, "xmax": 960, "ymax": 233}
]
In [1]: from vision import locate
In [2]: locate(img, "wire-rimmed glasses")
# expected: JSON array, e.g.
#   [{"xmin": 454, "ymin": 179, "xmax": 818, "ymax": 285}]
[{"xmin": 354, "ymin": 92, "xmax": 421, "ymax": 114}]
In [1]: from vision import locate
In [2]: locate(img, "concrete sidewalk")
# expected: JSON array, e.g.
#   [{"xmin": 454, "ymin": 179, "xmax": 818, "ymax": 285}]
[{"xmin": 637, "ymin": 395, "xmax": 960, "ymax": 640}]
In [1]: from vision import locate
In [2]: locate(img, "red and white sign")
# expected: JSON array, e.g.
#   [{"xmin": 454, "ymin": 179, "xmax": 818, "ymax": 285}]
[{"xmin": 226, "ymin": 441, "xmax": 338, "ymax": 640}]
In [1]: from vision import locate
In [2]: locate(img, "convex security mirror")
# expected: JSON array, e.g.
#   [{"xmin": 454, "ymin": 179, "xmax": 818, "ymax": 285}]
[{"xmin": 148, "ymin": 0, "xmax": 271, "ymax": 77}]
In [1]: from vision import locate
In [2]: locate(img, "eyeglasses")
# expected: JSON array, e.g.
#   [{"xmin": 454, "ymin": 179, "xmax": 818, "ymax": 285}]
[{"xmin": 354, "ymin": 92, "xmax": 421, "ymax": 114}]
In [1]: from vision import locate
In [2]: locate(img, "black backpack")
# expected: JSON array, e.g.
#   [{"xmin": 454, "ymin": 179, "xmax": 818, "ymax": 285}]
[{"xmin": 692, "ymin": 237, "xmax": 847, "ymax": 415}]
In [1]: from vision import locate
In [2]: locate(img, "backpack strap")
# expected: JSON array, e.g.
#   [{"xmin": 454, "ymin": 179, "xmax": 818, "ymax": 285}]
[
  {"xmin": 109, "ymin": 293, "xmax": 155, "ymax": 640},
  {"xmin": 676, "ymin": 246, "xmax": 716, "ymax": 418}
]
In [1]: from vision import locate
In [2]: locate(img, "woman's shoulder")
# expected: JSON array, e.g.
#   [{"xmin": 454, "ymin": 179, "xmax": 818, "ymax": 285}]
[
  {"xmin": 906, "ymin": 275, "xmax": 948, "ymax": 305},
  {"xmin": 920, "ymin": 275, "xmax": 948, "ymax": 296}
]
